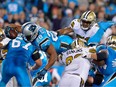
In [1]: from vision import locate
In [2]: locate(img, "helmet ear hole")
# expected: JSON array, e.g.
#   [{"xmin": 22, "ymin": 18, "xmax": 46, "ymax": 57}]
[{"xmin": 25, "ymin": 35, "xmax": 32, "ymax": 41}]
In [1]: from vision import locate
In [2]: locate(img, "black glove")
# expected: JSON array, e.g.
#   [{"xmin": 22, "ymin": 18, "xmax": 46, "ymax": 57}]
[
  {"xmin": 37, "ymin": 68, "xmax": 47, "ymax": 79},
  {"xmin": 32, "ymin": 68, "xmax": 47, "ymax": 85},
  {"xmin": 4, "ymin": 26, "xmax": 13, "ymax": 38}
]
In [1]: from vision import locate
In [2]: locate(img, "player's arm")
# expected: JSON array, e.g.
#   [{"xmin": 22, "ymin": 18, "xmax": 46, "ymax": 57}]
[
  {"xmin": 6, "ymin": 24, "xmax": 22, "ymax": 33},
  {"xmin": 85, "ymin": 50, "xmax": 108, "ymax": 61},
  {"xmin": 45, "ymin": 44, "xmax": 57, "ymax": 70},
  {"xmin": 31, "ymin": 50, "xmax": 42, "ymax": 70},
  {"xmin": 57, "ymin": 27, "xmax": 73, "ymax": 35},
  {"xmin": 111, "ymin": 25, "xmax": 116, "ymax": 35},
  {"xmin": 36, "ymin": 44, "xmax": 57, "ymax": 80},
  {"xmin": 89, "ymin": 50, "xmax": 108, "ymax": 61},
  {"xmin": 0, "ymin": 37, "xmax": 11, "ymax": 49}
]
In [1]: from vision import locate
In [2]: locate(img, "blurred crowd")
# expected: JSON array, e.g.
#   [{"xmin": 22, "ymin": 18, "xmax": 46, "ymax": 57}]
[{"xmin": 0, "ymin": 0, "xmax": 116, "ymax": 31}]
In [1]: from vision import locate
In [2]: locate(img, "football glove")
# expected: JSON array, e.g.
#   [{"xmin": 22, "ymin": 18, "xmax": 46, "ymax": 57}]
[{"xmin": 36, "ymin": 68, "xmax": 47, "ymax": 80}]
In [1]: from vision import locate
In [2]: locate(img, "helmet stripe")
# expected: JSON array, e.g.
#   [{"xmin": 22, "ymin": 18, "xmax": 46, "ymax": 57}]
[
  {"xmin": 22, "ymin": 22, "xmax": 33, "ymax": 32},
  {"xmin": 83, "ymin": 11, "xmax": 88, "ymax": 18},
  {"xmin": 84, "ymin": 11, "xmax": 91, "ymax": 19}
]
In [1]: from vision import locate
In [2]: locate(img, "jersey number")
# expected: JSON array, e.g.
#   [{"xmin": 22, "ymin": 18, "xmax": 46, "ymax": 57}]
[
  {"xmin": 12, "ymin": 39, "xmax": 31, "ymax": 50},
  {"xmin": 66, "ymin": 53, "xmax": 82, "ymax": 66},
  {"xmin": 46, "ymin": 31, "xmax": 58, "ymax": 41}
]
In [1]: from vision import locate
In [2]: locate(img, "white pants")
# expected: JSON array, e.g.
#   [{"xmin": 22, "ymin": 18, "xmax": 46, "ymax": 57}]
[{"xmin": 58, "ymin": 73, "xmax": 83, "ymax": 87}]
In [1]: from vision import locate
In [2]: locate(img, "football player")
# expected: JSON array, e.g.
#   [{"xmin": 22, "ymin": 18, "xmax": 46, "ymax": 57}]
[
  {"xmin": 0, "ymin": 35, "xmax": 42, "ymax": 86},
  {"xmin": 82, "ymin": 35, "xmax": 116, "ymax": 87},
  {"xmin": 57, "ymin": 11, "xmax": 115, "ymax": 46},
  {"xmin": 22, "ymin": 22, "xmax": 74, "ymax": 80},
  {"xmin": 22, "ymin": 22, "xmax": 57, "ymax": 80},
  {"xmin": 57, "ymin": 40, "xmax": 91, "ymax": 87}
]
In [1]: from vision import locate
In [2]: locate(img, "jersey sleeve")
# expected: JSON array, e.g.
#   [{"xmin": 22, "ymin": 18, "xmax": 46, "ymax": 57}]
[
  {"xmin": 39, "ymin": 37, "xmax": 51, "ymax": 51},
  {"xmin": 0, "ymin": 37, "xmax": 11, "ymax": 47},
  {"xmin": 69, "ymin": 19, "xmax": 80, "ymax": 28}
]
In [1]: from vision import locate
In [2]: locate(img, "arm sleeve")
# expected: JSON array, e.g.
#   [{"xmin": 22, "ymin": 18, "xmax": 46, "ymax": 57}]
[
  {"xmin": 32, "ymin": 50, "xmax": 40, "ymax": 61},
  {"xmin": 0, "ymin": 37, "xmax": 11, "ymax": 46}
]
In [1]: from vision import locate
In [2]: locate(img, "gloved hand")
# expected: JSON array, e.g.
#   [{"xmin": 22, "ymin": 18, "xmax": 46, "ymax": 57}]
[
  {"xmin": 36, "ymin": 68, "xmax": 47, "ymax": 80},
  {"xmin": 4, "ymin": 26, "xmax": 15, "ymax": 38},
  {"xmin": 81, "ymin": 48, "xmax": 91, "ymax": 59}
]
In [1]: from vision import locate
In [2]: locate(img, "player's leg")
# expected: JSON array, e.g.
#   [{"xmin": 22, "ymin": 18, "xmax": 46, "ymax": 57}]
[
  {"xmin": 58, "ymin": 74, "xmax": 82, "ymax": 87},
  {"xmin": 0, "ymin": 60, "xmax": 13, "ymax": 86},
  {"xmin": 15, "ymin": 67, "xmax": 32, "ymax": 86}
]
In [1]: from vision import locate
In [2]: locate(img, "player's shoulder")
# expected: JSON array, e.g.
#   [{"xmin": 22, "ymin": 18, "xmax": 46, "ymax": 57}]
[
  {"xmin": 92, "ymin": 23, "xmax": 99, "ymax": 29},
  {"xmin": 70, "ymin": 19, "xmax": 80, "ymax": 28},
  {"xmin": 38, "ymin": 27, "xmax": 47, "ymax": 34}
]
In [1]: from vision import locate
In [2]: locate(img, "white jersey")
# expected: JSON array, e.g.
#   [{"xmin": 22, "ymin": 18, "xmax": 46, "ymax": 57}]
[
  {"xmin": 0, "ymin": 37, "xmax": 11, "ymax": 47},
  {"xmin": 69, "ymin": 19, "xmax": 99, "ymax": 38},
  {"xmin": 59, "ymin": 48, "xmax": 91, "ymax": 82}
]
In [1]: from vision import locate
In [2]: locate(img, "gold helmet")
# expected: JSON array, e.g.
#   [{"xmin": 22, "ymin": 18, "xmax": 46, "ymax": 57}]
[
  {"xmin": 107, "ymin": 35, "xmax": 116, "ymax": 50},
  {"xmin": 80, "ymin": 11, "xmax": 96, "ymax": 30},
  {"xmin": 0, "ymin": 28, "xmax": 5, "ymax": 41}
]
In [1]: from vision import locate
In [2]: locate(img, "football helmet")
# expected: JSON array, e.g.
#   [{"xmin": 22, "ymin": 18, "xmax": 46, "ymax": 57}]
[
  {"xmin": 71, "ymin": 39, "xmax": 79, "ymax": 49},
  {"xmin": 107, "ymin": 35, "xmax": 116, "ymax": 50},
  {"xmin": 22, "ymin": 22, "xmax": 39, "ymax": 42},
  {"xmin": 80, "ymin": 11, "xmax": 96, "ymax": 31},
  {"xmin": 0, "ymin": 28, "xmax": 5, "ymax": 41}
]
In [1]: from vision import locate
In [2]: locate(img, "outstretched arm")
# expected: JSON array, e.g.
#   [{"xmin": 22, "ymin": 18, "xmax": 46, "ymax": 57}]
[
  {"xmin": 7, "ymin": 24, "xmax": 22, "ymax": 33},
  {"xmin": 45, "ymin": 44, "xmax": 57, "ymax": 70},
  {"xmin": 57, "ymin": 27, "xmax": 73, "ymax": 35},
  {"xmin": 31, "ymin": 50, "xmax": 42, "ymax": 70}
]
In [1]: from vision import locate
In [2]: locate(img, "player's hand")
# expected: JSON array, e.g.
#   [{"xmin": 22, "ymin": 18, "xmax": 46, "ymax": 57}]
[
  {"xmin": 81, "ymin": 48, "xmax": 91, "ymax": 59},
  {"xmin": 37, "ymin": 68, "xmax": 47, "ymax": 80},
  {"xmin": 4, "ymin": 26, "xmax": 12, "ymax": 37}
]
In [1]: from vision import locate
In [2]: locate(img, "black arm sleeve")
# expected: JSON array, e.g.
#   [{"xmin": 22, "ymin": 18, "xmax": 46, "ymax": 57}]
[
  {"xmin": 97, "ymin": 51, "xmax": 108, "ymax": 61},
  {"xmin": 32, "ymin": 50, "xmax": 40, "ymax": 61}
]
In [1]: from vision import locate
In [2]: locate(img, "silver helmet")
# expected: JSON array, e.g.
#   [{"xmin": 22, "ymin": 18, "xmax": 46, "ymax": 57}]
[{"xmin": 22, "ymin": 22, "xmax": 39, "ymax": 42}]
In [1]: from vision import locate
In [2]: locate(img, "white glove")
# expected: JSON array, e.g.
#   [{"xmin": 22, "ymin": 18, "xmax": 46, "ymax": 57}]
[
  {"xmin": 81, "ymin": 48, "xmax": 91, "ymax": 59},
  {"xmin": 112, "ymin": 59, "xmax": 116, "ymax": 67}
]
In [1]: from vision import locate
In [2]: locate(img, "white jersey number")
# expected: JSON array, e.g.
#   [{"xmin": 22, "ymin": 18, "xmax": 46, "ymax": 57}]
[
  {"xmin": 46, "ymin": 31, "xmax": 58, "ymax": 41},
  {"xmin": 12, "ymin": 39, "xmax": 31, "ymax": 50}
]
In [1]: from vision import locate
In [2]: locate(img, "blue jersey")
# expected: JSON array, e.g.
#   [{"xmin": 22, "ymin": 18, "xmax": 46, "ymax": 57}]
[
  {"xmin": 0, "ymin": 36, "xmax": 36, "ymax": 86},
  {"xmin": 6, "ymin": 36, "xmax": 36, "ymax": 67},
  {"xmin": 96, "ymin": 45, "xmax": 116, "ymax": 76},
  {"xmin": 32, "ymin": 28, "xmax": 51, "ymax": 51},
  {"xmin": 32, "ymin": 28, "xmax": 73, "ymax": 53},
  {"xmin": 29, "ymin": 51, "xmax": 52, "ymax": 86}
]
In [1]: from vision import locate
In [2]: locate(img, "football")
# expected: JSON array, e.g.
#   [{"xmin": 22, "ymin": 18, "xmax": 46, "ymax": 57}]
[{"xmin": 9, "ymin": 29, "xmax": 18, "ymax": 39}]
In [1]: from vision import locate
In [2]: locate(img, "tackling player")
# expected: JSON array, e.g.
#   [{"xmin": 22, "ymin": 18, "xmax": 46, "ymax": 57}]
[
  {"xmin": 57, "ymin": 41, "xmax": 91, "ymax": 87},
  {"xmin": 82, "ymin": 35, "xmax": 116, "ymax": 87}
]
